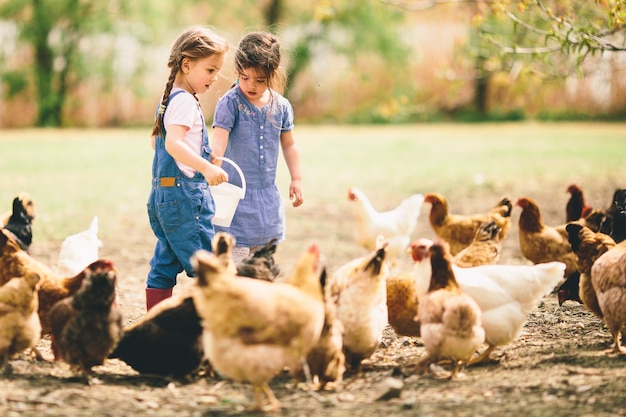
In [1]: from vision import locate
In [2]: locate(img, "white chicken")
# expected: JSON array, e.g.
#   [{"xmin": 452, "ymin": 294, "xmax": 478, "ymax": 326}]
[
  {"xmin": 56, "ymin": 216, "xmax": 101, "ymax": 277},
  {"xmin": 347, "ymin": 187, "xmax": 424, "ymax": 266},
  {"xmin": 328, "ymin": 242, "xmax": 390, "ymax": 370},
  {"xmin": 409, "ymin": 238, "xmax": 565, "ymax": 364}
]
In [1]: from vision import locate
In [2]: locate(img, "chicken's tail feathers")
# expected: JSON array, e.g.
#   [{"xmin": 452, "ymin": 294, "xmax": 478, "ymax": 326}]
[
  {"xmin": 89, "ymin": 215, "xmax": 99, "ymax": 234},
  {"xmin": 531, "ymin": 261, "xmax": 567, "ymax": 297},
  {"xmin": 536, "ymin": 261, "xmax": 567, "ymax": 276},
  {"xmin": 402, "ymin": 193, "xmax": 425, "ymax": 209},
  {"xmin": 192, "ymin": 249, "xmax": 229, "ymax": 288},
  {"xmin": 366, "ymin": 243, "xmax": 388, "ymax": 276},
  {"xmin": 493, "ymin": 196, "xmax": 513, "ymax": 217}
]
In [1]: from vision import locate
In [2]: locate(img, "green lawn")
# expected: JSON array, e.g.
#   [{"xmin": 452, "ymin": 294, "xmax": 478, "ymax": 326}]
[{"xmin": 1, "ymin": 123, "xmax": 624, "ymax": 246}]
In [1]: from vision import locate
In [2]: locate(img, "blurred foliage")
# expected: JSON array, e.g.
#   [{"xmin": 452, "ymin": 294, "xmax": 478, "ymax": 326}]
[
  {"xmin": 0, "ymin": 0, "xmax": 168, "ymax": 126},
  {"xmin": 0, "ymin": 0, "xmax": 624, "ymax": 126}
]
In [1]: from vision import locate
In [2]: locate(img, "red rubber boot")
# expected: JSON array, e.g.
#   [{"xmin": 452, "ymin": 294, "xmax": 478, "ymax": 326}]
[{"xmin": 145, "ymin": 288, "xmax": 173, "ymax": 311}]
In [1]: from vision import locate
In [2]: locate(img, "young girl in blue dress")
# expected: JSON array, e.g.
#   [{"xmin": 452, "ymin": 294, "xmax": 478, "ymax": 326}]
[
  {"xmin": 211, "ymin": 31, "xmax": 304, "ymax": 264},
  {"xmin": 146, "ymin": 26, "xmax": 229, "ymax": 310}
]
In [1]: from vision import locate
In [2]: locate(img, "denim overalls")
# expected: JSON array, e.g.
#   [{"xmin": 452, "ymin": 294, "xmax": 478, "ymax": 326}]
[{"xmin": 146, "ymin": 90, "xmax": 216, "ymax": 289}]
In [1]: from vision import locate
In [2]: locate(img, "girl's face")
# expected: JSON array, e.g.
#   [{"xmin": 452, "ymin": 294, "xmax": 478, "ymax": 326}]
[
  {"xmin": 181, "ymin": 53, "xmax": 225, "ymax": 95},
  {"xmin": 237, "ymin": 67, "xmax": 270, "ymax": 105}
]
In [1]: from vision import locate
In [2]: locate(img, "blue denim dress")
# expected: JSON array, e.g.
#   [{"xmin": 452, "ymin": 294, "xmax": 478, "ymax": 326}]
[
  {"xmin": 146, "ymin": 90, "xmax": 216, "ymax": 289},
  {"xmin": 212, "ymin": 87, "xmax": 293, "ymax": 247}
]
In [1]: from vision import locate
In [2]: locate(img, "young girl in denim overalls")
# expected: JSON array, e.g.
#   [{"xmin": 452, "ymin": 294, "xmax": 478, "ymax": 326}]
[
  {"xmin": 211, "ymin": 32, "xmax": 304, "ymax": 264},
  {"xmin": 146, "ymin": 26, "xmax": 229, "ymax": 311}
]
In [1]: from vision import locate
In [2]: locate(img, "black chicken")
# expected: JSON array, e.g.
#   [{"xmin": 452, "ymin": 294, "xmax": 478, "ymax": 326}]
[{"xmin": 2, "ymin": 193, "xmax": 36, "ymax": 251}]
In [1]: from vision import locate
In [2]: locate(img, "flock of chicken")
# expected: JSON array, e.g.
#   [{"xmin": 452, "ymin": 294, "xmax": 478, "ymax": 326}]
[{"xmin": 0, "ymin": 184, "xmax": 625, "ymax": 412}]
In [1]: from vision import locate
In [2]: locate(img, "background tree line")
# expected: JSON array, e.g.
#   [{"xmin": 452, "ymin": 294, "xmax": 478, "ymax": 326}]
[{"xmin": 0, "ymin": 0, "xmax": 624, "ymax": 127}]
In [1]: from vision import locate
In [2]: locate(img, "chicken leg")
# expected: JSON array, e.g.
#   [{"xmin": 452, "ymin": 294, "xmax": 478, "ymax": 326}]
[
  {"xmin": 252, "ymin": 383, "xmax": 281, "ymax": 412},
  {"xmin": 468, "ymin": 344, "xmax": 496, "ymax": 365}
]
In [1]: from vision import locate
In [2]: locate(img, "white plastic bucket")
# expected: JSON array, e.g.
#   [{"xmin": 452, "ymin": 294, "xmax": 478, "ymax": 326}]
[{"xmin": 210, "ymin": 157, "xmax": 246, "ymax": 227}]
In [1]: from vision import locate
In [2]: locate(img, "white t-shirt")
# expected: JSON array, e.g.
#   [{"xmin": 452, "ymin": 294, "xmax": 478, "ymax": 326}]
[{"xmin": 163, "ymin": 88, "xmax": 204, "ymax": 178}]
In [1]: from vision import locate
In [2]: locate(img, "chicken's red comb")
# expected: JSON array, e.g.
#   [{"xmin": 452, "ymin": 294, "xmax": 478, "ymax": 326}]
[
  {"xmin": 409, "ymin": 238, "xmax": 433, "ymax": 262},
  {"xmin": 347, "ymin": 187, "xmax": 357, "ymax": 201},
  {"xmin": 515, "ymin": 197, "xmax": 531, "ymax": 207},
  {"xmin": 87, "ymin": 259, "xmax": 115, "ymax": 270}
]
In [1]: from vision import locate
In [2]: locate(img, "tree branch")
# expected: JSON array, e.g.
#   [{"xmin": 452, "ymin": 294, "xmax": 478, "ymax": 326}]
[
  {"xmin": 533, "ymin": 0, "xmax": 626, "ymax": 51},
  {"xmin": 380, "ymin": 0, "xmax": 494, "ymax": 12},
  {"xmin": 478, "ymin": 32, "xmax": 563, "ymax": 54}
]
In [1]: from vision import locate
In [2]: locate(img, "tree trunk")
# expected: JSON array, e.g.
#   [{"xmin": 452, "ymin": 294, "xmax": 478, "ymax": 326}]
[
  {"xmin": 265, "ymin": 0, "xmax": 282, "ymax": 29},
  {"xmin": 32, "ymin": 0, "xmax": 62, "ymax": 126}
]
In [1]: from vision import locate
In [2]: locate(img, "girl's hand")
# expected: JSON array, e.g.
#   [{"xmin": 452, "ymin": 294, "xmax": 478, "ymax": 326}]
[
  {"xmin": 210, "ymin": 153, "xmax": 222, "ymax": 165},
  {"xmin": 204, "ymin": 163, "xmax": 229, "ymax": 186},
  {"xmin": 289, "ymin": 180, "xmax": 304, "ymax": 207}
]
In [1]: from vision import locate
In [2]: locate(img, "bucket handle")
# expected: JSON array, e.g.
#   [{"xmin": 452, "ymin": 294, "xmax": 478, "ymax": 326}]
[{"xmin": 215, "ymin": 156, "xmax": 246, "ymax": 196}]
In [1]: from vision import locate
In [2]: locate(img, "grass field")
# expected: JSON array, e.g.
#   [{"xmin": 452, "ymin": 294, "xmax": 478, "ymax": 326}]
[{"xmin": 1, "ymin": 122, "xmax": 624, "ymax": 242}]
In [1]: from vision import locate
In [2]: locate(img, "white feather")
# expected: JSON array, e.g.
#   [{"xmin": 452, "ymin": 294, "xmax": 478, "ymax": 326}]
[{"xmin": 56, "ymin": 216, "xmax": 102, "ymax": 277}]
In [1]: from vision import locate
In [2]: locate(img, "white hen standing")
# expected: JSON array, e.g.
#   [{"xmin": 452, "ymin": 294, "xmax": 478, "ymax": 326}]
[
  {"xmin": 347, "ymin": 187, "xmax": 424, "ymax": 266},
  {"xmin": 410, "ymin": 238, "xmax": 565, "ymax": 364},
  {"xmin": 57, "ymin": 216, "xmax": 102, "ymax": 277}
]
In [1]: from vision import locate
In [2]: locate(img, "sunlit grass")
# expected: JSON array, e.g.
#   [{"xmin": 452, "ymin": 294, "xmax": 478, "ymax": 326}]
[{"xmin": 1, "ymin": 123, "xmax": 624, "ymax": 246}]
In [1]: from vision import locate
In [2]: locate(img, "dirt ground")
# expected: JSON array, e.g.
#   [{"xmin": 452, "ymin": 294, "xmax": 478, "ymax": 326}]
[{"xmin": 1, "ymin": 187, "xmax": 625, "ymax": 417}]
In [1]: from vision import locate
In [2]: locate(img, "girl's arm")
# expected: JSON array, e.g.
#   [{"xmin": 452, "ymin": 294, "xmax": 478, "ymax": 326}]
[
  {"xmin": 280, "ymin": 130, "xmax": 303, "ymax": 207},
  {"xmin": 210, "ymin": 126, "xmax": 230, "ymax": 166},
  {"xmin": 164, "ymin": 124, "xmax": 228, "ymax": 186}
]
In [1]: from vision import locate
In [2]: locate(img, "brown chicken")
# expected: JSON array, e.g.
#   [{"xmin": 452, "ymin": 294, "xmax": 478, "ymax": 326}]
[
  {"xmin": 386, "ymin": 274, "xmax": 420, "ymax": 337},
  {"xmin": 565, "ymin": 223, "xmax": 616, "ymax": 318},
  {"xmin": 293, "ymin": 268, "xmax": 346, "ymax": 390},
  {"xmin": 191, "ymin": 240, "xmax": 325, "ymax": 412},
  {"xmin": 48, "ymin": 259, "xmax": 123, "ymax": 378},
  {"xmin": 581, "ymin": 209, "xmax": 610, "ymax": 234},
  {"xmin": 452, "ymin": 220, "xmax": 502, "ymax": 267},
  {"xmin": 515, "ymin": 197, "xmax": 578, "ymax": 278},
  {"xmin": 329, "ymin": 244, "xmax": 389, "ymax": 370},
  {"xmin": 415, "ymin": 240, "xmax": 485, "ymax": 379},
  {"xmin": 0, "ymin": 229, "xmax": 90, "ymax": 335},
  {"xmin": 424, "ymin": 193, "xmax": 512, "ymax": 255},
  {"xmin": 0, "ymin": 272, "xmax": 41, "ymax": 373},
  {"xmin": 590, "ymin": 240, "xmax": 626, "ymax": 354},
  {"xmin": 565, "ymin": 183, "xmax": 592, "ymax": 222}
]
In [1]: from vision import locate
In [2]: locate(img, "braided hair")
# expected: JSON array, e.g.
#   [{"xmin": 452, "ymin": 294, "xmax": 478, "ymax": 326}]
[{"xmin": 151, "ymin": 26, "xmax": 229, "ymax": 138}]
